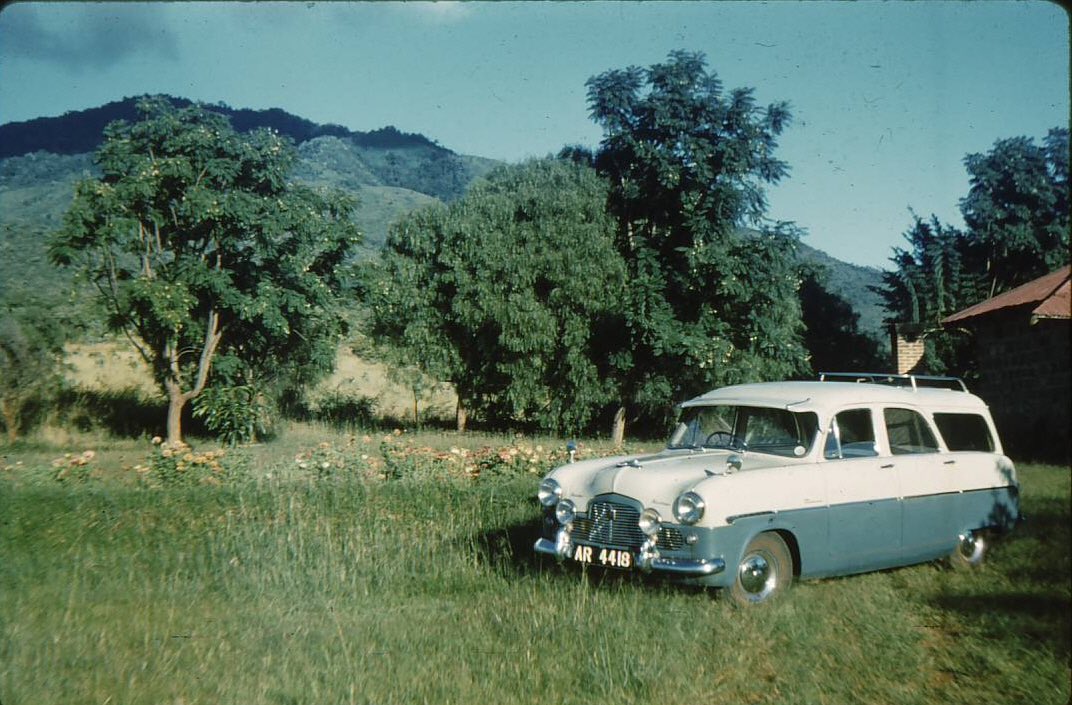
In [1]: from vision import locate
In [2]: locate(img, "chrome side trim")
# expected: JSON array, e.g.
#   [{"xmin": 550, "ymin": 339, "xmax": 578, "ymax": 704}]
[
  {"xmin": 726, "ymin": 484, "xmax": 1020, "ymax": 523},
  {"xmin": 726, "ymin": 510, "xmax": 775, "ymax": 524}
]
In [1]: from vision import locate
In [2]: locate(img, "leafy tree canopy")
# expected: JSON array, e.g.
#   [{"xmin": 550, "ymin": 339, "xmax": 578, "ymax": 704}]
[
  {"xmin": 51, "ymin": 98, "xmax": 360, "ymax": 443},
  {"xmin": 362, "ymin": 158, "xmax": 626, "ymax": 435},
  {"xmin": 586, "ymin": 51, "xmax": 808, "ymax": 434},
  {"xmin": 881, "ymin": 128, "xmax": 1069, "ymax": 376},
  {"xmin": 959, "ymin": 127, "xmax": 1069, "ymax": 297}
]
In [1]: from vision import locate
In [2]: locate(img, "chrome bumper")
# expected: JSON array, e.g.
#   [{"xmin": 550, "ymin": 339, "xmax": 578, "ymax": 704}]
[
  {"xmin": 646, "ymin": 555, "xmax": 726, "ymax": 576},
  {"xmin": 533, "ymin": 538, "xmax": 725, "ymax": 577},
  {"xmin": 533, "ymin": 537, "xmax": 559, "ymax": 557}
]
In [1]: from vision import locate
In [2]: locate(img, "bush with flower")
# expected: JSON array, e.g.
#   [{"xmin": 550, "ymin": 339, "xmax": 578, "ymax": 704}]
[
  {"xmin": 51, "ymin": 450, "xmax": 97, "ymax": 483},
  {"xmin": 292, "ymin": 437, "xmax": 377, "ymax": 480},
  {"xmin": 375, "ymin": 434, "xmax": 620, "ymax": 482},
  {"xmin": 132, "ymin": 437, "xmax": 235, "ymax": 487}
]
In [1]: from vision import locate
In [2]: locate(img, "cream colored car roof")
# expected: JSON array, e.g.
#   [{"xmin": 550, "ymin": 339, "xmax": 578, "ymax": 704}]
[{"xmin": 680, "ymin": 381, "xmax": 990, "ymax": 415}]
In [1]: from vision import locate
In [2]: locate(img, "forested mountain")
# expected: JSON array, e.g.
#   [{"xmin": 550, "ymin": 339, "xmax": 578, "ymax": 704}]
[
  {"xmin": 0, "ymin": 97, "xmax": 498, "ymax": 289},
  {"xmin": 0, "ymin": 97, "xmax": 887, "ymax": 340},
  {"xmin": 0, "ymin": 95, "xmax": 499, "ymax": 202}
]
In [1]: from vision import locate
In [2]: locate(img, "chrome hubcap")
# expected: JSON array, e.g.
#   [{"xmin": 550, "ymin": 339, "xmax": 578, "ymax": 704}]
[
  {"xmin": 738, "ymin": 553, "xmax": 774, "ymax": 597},
  {"xmin": 958, "ymin": 532, "xmax": 984, "ymax": 562}
]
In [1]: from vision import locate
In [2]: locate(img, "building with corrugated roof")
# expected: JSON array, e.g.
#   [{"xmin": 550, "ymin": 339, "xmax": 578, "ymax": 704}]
[{"xmin": 942, "ymin": 265, "xmax": 1070, "ymax": 462}]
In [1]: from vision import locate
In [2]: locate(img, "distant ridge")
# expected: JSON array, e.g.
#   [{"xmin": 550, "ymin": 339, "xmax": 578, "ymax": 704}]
[{"xmin": 0, "ymin": 95, "xmax": 443, "ymax": 160}]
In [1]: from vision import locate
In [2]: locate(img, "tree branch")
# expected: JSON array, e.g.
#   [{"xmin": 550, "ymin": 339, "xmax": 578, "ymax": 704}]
[
  {"xmin": 140, "ymin": 222, "xmax": 153, "ymax": 279},
  {"xmin": 183, "ymin": 308, "xmax": 223, "ymax": 402}
]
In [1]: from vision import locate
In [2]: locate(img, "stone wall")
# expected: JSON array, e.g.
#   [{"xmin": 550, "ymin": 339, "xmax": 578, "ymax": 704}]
[{"xmin": 972, "ymin": 313, "xmax": 1070, "ymax": 463}]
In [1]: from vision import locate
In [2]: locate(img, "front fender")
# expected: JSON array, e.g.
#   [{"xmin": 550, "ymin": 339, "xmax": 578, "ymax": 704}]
[{"xmin": 682, "ymin": 508, "xmax": 827, "ymax": 587}]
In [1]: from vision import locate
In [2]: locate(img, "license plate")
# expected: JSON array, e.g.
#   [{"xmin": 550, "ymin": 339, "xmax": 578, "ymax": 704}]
[{"xmin": 570, "ymin": 544, "xmax": 634, "ymax": 570}]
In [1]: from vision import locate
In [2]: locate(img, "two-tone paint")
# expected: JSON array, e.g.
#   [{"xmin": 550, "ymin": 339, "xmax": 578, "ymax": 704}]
[{"xmin": 534, "ymin": 381, "xmax": 1020, "ymax": 590}]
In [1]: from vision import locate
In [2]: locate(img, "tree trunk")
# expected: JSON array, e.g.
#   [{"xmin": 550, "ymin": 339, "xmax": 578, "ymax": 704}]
[
  {"xmin": 456, "ymin": 402, "xmax": 468, "ymax": 433},
  {"xmin": 611, "ymin": 405, "xmax": 626, "ymax": 446},
  {"xmin": 0, "ymin": 398, "xmax": 19, "ymax": 442},
  {"xmin": 161, "ymin": 310, "xmax": 223, "ymax": 446},
  {"xmin": 412, "ymin": 388, "xmax": 420, "ymax": 428},
  {"xmin": 165, "ymin": 380, "xmax": 186, "ymax": 446}
]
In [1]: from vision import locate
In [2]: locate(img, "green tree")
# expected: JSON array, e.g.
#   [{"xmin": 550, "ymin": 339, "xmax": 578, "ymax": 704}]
[
  {"xmin": 586, "ymin": 51, "xmax": 808, "ymax": 440},
  {"xmin": 0, "ymin": 299, "xmax": 67, "ymax": 442},
  {"xmin": 882, "ymin": 215, "xmax": 973, "ymax": 325},
  {"xmin": 879, "ymin": 215, "xmax": 979, "ymax": 377},
  {"xmin": 960, "ymin": 128, "xmax": 1069, "ymax": 298},
  {"xmin": 881, "ymin": 129, "xmax": 1069, "ymax": 376},
  {"xmin": 51, "ymin": 98, "xmax": 359, "ymax": 444},
  {"xmin": 363, "ymin": 158, "xmax": 626, "ymax": 435},
  {"xmin": 359, "ymin": 204, "xmax": 463, "ymax": 428}
]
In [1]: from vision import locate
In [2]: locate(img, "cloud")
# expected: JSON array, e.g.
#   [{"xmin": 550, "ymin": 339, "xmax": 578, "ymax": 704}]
[{"xmin": 0, "ymin": 3, "xmax": 179, "ymax": 69}]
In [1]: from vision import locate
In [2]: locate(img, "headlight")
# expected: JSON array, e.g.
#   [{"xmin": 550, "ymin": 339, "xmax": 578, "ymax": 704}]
[
  {"xmin": 555, "ymin": 499, "xmax": 576, "ymax": 525},
  {"xmin": 638, "ymin": 507, "xmax": 661, "ymax": 536},
  {"xmin": 538, "ymin": 478, "xmax": 562, "ymax": 507},
  {"xmin": 673, "ymin": 491, "xmax": 705, "ymax": 525}
]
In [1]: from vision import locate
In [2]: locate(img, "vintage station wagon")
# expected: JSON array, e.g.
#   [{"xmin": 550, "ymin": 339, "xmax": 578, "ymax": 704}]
[{"xmin": 534, "ymin": 374, "xmax": 1020, "ymax": 605}]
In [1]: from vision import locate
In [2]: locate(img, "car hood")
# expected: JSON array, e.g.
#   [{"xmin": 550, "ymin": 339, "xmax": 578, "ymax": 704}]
[{"xmin": 549, "ymin": 450, "xmax": 794, "ymax": 511}]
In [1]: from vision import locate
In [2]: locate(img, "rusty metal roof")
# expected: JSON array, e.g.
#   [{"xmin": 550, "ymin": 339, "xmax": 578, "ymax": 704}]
[{"xmin": 942, "ymin": 265, "xmax": 1071, "ymax": 325}]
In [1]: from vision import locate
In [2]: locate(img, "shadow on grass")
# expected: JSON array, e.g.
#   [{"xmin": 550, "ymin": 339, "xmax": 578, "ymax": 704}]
[
  {"xmin": 927, "ymin": 497, "xmax": 1071, "ymax": 661},
  {"xmin": 475, "ymin": 518, "xmax": 547, "ymax": 577},
  {"xmin": 54, "ymin": 387, "xmax": 210, "ymax": 439},
  {"xmin": 57, "ymin": 387, "xmax": 166, "ymax": 437},
  {"xmin": 929, "ymin": 591, "xmax": 1071, "ymax": 661}
]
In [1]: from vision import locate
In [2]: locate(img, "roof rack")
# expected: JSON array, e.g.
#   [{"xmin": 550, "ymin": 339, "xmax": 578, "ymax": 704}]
[{"xmin": 818, "ymin": 372, "xmax": 968, "ymax": 392}]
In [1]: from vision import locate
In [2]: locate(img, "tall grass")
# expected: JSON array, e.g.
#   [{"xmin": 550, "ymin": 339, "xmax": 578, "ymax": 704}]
[{"xmin": 0, "ymin": 443, "xmax": 1068, "ymax": 704}]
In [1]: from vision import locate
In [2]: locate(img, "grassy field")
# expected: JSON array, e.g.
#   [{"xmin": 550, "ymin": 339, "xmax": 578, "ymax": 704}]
[{"xmin": 0, "ymin": 428, "xmax": 1068, "ymax": 705}]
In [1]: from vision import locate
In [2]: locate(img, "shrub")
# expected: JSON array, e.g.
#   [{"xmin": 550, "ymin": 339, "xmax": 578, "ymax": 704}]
[
  {"xmin": 310, "ymin": 392, "xmax": 377, "ymax": 428},
  {"xmin": 133, "ymin": 439, "xmax": 240, "ymax": 487},
  {"xmin": 50, "ymin": 450, "xmax": 97, "ymax": 483},
  {"xmin": 379, "ymin": 430, "xmax": 445, "ymax": 481},
  {"xmin": 292, "ymin": 438, "xmax": 375, "ymax": 480},
  {"xmin": 192, "ymin": 385, "xmax": 275, "ymax": 446}
]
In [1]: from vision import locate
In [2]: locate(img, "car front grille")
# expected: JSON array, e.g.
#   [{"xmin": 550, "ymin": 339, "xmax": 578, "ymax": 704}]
[
  {"xmin": 657, "ymin": 526, "xmax": 685, "ymax": 550},
  {"xmin": 572, "ymin": 500, "xmax": 685, "ymax": 551}
]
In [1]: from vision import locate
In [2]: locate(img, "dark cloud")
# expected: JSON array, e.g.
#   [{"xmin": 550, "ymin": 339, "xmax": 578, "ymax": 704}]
[{"xmin": 0, "ymin": 3, "xmax": 179, "ymax": 69}]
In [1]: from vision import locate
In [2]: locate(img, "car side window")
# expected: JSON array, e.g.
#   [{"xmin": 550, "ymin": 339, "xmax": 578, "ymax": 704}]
[
  {"xmin": 883, "ymin": 408, "xmax": 940, "ymax": 455},
  {"xmin": 933, "ymin": 412, "xmax": 995, "ymax": 452},
  {"xmin": 824, "ymin": 408, "xmax": 878, "ymax": 459}
]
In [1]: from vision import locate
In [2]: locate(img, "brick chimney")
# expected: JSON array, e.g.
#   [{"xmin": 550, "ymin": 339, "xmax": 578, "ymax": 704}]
[{"xmin": 889, "ymin": 323, "xmax": 926, "ymax": 374}]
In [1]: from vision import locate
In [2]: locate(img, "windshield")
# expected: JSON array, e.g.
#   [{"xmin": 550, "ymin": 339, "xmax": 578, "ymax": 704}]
[{"xmin": 667, "ymin": 405, "xmax": 819, "ymax": 458}]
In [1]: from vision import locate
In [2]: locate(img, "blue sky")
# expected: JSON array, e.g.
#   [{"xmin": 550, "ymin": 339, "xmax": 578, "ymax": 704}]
[{"xmin": 0, "ymin": 1, "xmax": 1067, "ymax": 269}]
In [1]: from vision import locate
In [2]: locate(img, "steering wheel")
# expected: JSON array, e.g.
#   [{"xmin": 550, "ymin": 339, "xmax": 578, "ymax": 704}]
[{"xmin": 704, "ymin": 431, "xmax": 746, "ymax": 450}]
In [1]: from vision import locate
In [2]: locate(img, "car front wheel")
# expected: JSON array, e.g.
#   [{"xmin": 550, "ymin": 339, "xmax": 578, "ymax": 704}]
[{"xmin": 728, "ymin": 532, "xmax": 792, "ymax": 606}]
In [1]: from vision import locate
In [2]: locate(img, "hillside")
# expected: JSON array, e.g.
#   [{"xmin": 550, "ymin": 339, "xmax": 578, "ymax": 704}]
[
  {"xmin": 796, "ymin": 241, "xmax": 888, "ymax": 341},
  {"xmin": 0, "ymin": 152, "xmax": 95, "ymax": 302}
]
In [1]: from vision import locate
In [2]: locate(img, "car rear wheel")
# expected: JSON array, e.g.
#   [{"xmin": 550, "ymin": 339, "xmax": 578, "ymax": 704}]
[
  {"xmin": 728, "ymin": 532, "xmax": 792, "ymax": 606},
  {"xmin": 950, "ymin": 530, "xmax": 988, "ymax": 569}
]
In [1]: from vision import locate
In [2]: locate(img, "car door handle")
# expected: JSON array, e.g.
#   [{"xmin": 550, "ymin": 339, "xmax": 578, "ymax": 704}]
[
  {"xmin": 880, "ymin": 463, "xmax": 894, "ymax": 469},
  {"xmin": 943, "ymin": 459, "xmax": 956, "ymax": 465}
]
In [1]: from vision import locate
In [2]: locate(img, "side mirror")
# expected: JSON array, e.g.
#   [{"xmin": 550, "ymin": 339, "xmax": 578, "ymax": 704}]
[{"xmin": 566, "ymin": 440, "xmax": 577, "ymax": 463}]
